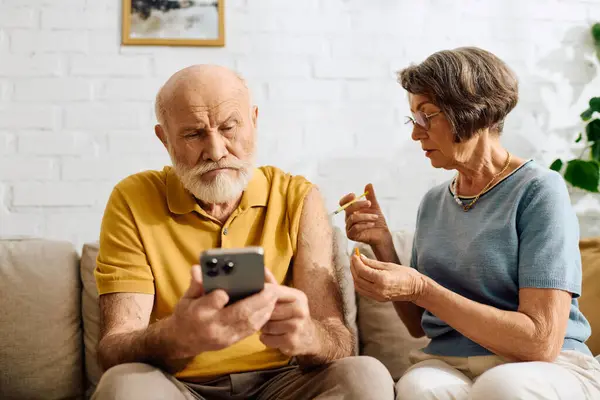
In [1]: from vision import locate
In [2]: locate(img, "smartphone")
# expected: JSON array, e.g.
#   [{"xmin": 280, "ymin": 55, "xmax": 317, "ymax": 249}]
[{"xmin": 199, "ymin": 246, "xmax": 265, "ymax": 304}]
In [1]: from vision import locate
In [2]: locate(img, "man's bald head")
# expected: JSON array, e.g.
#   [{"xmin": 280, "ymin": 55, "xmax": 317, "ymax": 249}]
[{"xmin": 155, "ymin": 64, "xmax": 251, "ymax": 127}]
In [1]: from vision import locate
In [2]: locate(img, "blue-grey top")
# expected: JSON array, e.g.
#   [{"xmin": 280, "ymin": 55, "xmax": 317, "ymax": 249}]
[{"xmin": 411, "ymin": 160, "xmax": 592, "ymax": 357}]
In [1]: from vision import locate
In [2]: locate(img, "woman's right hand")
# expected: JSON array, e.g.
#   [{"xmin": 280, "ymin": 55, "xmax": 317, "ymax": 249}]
[{"xmin": 339, "ymin": 183, "xmax": 391, "ymax": 248}]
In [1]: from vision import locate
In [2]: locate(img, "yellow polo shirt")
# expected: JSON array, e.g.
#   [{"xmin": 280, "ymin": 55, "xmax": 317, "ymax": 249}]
[{"xmin": 94, "ymin": 165, "xmax": 313, "ymax": 379}]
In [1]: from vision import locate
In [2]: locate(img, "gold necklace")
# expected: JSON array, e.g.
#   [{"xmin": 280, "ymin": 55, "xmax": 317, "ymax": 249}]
[{"xmin": 452, "ymin": 152, "xmax": 512, "ymax": 212}]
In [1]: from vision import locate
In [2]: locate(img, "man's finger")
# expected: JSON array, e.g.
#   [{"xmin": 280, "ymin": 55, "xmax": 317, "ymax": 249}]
[
  {"xmin": 271, "ymin": 285, "xmax": 304, "ymax": 303},
  {"xmin": 198, "ymin": 289, "xmax": 229, "ymax": 309},
  {"xmin": 269, "ymin": 302, "xmax": 306, "ymax": 321},
  {"xmin": 264, "ymin": 267, "xmax": 278, "ymax": 284},
  {"xmin": 183, "ymin": 265, "xmax": 205, "ymax": 299},
  {"xmin": 261, "ymin": 319, "xmax": 300, "ymax": 335}
]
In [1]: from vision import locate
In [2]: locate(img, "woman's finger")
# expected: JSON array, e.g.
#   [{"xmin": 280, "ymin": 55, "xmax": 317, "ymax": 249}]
[
  {"xmin": 351, "ymin": 255, "xmax": 379, "ymax": 284},
  {"xmin": 346, "ymin": 212, "xmax": 379, "ymax": 226},
  {"xmin": 347, "ymin": 222, "xmax": 376, "ymax": 240},
  {"xmin": 339, "ymin": 193, "xmax": 356, "ymax": 206},
  {"xmin": 359, "ymin": 255, "xmax": 392, "ymax": 271},
  {"xmin": 342, "ymin": 200, "xmax": 372, "ymax": 217}
]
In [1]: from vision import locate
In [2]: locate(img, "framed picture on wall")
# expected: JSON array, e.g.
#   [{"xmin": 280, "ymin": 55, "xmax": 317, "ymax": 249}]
[{"xmin": 122, "ymin": 0, "xmax": 225, "ymax": 46}]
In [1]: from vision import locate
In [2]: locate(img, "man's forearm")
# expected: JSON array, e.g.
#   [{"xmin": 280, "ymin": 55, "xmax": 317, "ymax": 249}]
[
  {"xmin": 98, "ymin": 317, "xmax": 191, "ymax": 373},
  {"xmin": 297, "ymin": 319, "xmax": 353, "ymax": 365}
]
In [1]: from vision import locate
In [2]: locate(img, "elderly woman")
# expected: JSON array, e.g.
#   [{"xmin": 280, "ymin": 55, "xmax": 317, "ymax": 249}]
[{"xmin": 340, "ymin": 47, "xmax": 600, "ymax": 400}]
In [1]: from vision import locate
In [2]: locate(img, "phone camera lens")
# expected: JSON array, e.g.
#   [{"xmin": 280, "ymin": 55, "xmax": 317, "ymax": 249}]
[
  {"xmin": 207, "ymin": 268, "xmax": 219, "ymax": 277},
  {"xmin": 223, "ymin": 261, "xmax": 235, "ymax": 274},
  {"xmin": 206, "ymin": 258, "xmax": 218, "ymax": 269}
]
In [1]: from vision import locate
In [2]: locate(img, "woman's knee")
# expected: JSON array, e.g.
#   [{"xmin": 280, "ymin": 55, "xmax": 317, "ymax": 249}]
[
  {"xmin": 395, "ymin": 360, "xmax": 471, "ymax": 400},
  {"xmin": 470, "ymin": 364, "xmax": 548, "ymax": 400}
]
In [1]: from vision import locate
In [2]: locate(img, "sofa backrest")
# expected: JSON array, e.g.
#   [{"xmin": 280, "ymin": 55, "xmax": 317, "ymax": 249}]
[{"xmin": 0, "ymin": 239, "xmax": 85, "ymax": 400}]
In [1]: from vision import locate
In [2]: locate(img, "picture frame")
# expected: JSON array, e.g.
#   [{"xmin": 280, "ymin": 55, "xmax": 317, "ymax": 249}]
[{"xmin": 122, "ymin": 0, "xmax": 225, "ymax": 47}]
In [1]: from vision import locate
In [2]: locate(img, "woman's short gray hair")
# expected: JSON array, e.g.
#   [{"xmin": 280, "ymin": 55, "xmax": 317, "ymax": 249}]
[{"xmin": 397, "ymin": 47, "xmax": 519, "ymax": 142}]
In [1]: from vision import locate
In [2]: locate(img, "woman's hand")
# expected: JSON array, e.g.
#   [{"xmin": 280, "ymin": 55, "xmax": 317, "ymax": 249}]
[
  {"xmin": 350, "ymin": 251, "xmax": 426, "ymax": 303},
  {"xmin": 339, "ymin": 184, "xmax": 391, "ymax": 248}
]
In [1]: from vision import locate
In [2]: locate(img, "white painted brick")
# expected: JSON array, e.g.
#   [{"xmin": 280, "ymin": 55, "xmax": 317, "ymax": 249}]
[
  {"xmin": 44, "ymin": 211, "xmax": 102, "ymax": 245},
  {"xmin": 344, "ymin": 80, "xmax": 405, "ymax": 103},
  {"xmin": 350, "ymin": 10, "xmax": 425, "ymax": 36},
  {"xmin": 152, "ymin": 49, "xmax": 236, "ymax": 78},
  {"xmin": 0, "ymin": 106, "xmax": 59, "ymax": 129},
  {"xmin": 267, "ymin": 80, "xmax": 343, "ymax": 102},
  {"xmin": 0, "ymin": 30, "xmax": 8, "ymax": 54},
  {"xmin": 61, "ymin": 156, "xmax": 161, "ymax": 181},
  {"xmin": 13, "ymin": 182, "xmax": 100, "ymax": 206},
  {"xmin": 0, "ymin": 7, "xmax": 37, "ymax": 28},
  {"xmin": 249, "ymin": 34, "xmax": 328, "ymax": 56},
  {"xmin": 10, "ymin": 30, "xmax": 88, "ymax": 54},
  {"xmin": 18, "ymin": 131, "xmax": 106, "ymax": 156},
  {"xmin": 236, "ymin": 57, "xmax": 311, "ymax": 79},
  {"xmin": 313, "ymin": 59, "xmax": 390, "ymax": 79},
  {"xmin": 96, "ymin": 78, "xmax": 162, "ymax": 101},
  {"xmin": 64, "ymin": 104, "xmax": 147, "ymax": 130},
  {"xmin": 70, "ymin": 55, "xmax": 150, "ymax": 77},
  {"xmin": 0, "ymin": 157, "xmax": 59, "ymax": 181},
  {"xmin": 276, "ymin": 12, "xmax": 352, "ymax": 34},
  {"xmin": 0, "ymin": 79, "xmax": 10, "ymax": 102},
  {"xmin": 0, "ymin": 211, "xmax": 44, "ymax": 237},
  {"xmin": 331, "ymin": 36, "xmax": 406, "ymax": 58},
  {"xmin": 108, "ymin": 132, "xmax": 167, "ymax": 155},
  {"xmin": 0, "ymin": 132, "xmax": 17, "ymax": 155},
  {"xmin": 227, "ymin": 10, "xmax": 280, "ymax": 32},
  {"xmin": 89, "ymin": 30, "xmax": 120, "ymax": 54},
  {"xmin": 246, "ymin": 0, "xmax": 319, "ymax": 10},
  {"xmin": 14, "ymin": 78, "xmax": 92, "ymax": 102},
  {"xmin": 0, "ymin": 55, "xmax": 63, "ymax": 77},
  {"xmin": 3, "ymin": 0, "xmax": 81, "ymax": 5},
  {"xmin": 41, "ymin": 9, "xmax": 117, "ymax": 30}
]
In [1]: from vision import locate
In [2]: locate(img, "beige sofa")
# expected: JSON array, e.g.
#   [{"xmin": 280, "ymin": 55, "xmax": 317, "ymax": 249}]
[{"xmin": 1, "ymin": 230, "xmax": 599, "ymax": 399}]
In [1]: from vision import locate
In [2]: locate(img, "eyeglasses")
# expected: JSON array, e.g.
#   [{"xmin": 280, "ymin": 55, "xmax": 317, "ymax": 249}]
[{"xmin": 405, "ymin": 111, "xmax": 442, "ymax": 131}]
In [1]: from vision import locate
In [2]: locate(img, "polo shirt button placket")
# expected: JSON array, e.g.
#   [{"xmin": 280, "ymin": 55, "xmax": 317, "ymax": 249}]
[{"xmin": 223, "ymin": 228, "xmax": 228, "ymax": 235}]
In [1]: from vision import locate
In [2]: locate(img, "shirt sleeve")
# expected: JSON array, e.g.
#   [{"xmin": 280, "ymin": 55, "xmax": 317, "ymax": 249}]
[
  {"xmin": 94, "ymin": 186, "xmax": 155, "ymax": 295},
  {"xmin": 517, "ymin": 172, "xmax": 582, "ymax": 297}
]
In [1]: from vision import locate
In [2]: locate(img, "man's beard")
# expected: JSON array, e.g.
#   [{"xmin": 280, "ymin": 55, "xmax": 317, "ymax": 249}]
[{"xmin": 170, "ymin": 153, "xmax": 254, "ymax": 204}]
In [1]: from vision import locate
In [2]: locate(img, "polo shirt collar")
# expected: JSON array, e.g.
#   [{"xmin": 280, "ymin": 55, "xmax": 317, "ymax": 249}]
[{"xmin": 166, "ymin": 166, "xmax": 269, "ymax": 215}]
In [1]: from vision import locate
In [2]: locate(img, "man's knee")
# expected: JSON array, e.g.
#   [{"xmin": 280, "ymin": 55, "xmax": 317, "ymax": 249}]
[
  {"xmin": 325, "ymin": 356, "xmax": 394, "ymax": 399},
  {"xmin": 92, "ymin": 363, "xmax": 188, "ymax": 400}
]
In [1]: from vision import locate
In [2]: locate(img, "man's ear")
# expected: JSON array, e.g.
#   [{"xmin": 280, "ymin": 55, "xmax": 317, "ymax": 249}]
[
  {"xmin": 251, "ymin": 105, "xmax": 259, "ymax": 129},
  {"xmin": 155, "ymin": 124, "xmax": 168, "ymax": 149}
]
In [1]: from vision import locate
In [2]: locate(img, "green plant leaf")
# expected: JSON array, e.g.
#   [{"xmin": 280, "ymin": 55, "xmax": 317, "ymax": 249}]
[
  {"xmin": 591, "ymin": 97, "xmax": 600, "ymax": 112},
  {"xmin": 593, "ymin": 23, "xmax": 600, "ymax": 45},
  {"xmin": 575, "ymin": 133, "xmax": 583, "ymax": 143},
  {"xmin": 550, "ymin": 159, "xmax": 563, "ymax": 172},
  {"xmin": 593, "ymin": 142, "xmax": 600, "ymax": 163},
  {"xmin": 564, "ymin": 160, "xmax": 600, "ymax": 192},
  {"xmin": 582, "ymin": 108, "xmax": 594, "ymax": 121},
  {"xmin": 587, "ymin": 119, "xmax": 600, "ymax": 142}
]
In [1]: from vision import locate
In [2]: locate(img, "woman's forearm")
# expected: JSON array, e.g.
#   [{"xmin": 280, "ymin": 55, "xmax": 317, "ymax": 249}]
[
  {"xmin": 415, "ymin": 277, "xmax": 559, "ymax": 362},
  {"xmin": 373, "ymin": 238, "xmax": 425, "ymax": 338}
]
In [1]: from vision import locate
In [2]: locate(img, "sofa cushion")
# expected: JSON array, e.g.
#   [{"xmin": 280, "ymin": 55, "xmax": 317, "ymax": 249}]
[
  {"xmin": 355, "ymin": 231, "xmax": 430, "ymax": 381},
  {"xmin": 0, "ymin": 239, "xmax": 84, "ymax": 400},
  {"xmin": 80, "ymin": 242, "xmax": 102, "ymax": 396},
  {"xmin": 578, "ymin": 237, "xmax": 600, "ymax": 356}
]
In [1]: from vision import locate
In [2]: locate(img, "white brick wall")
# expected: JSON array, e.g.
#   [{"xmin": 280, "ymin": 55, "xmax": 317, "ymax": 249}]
[{"xmin": 0, "ymin": 0, "xmax": 599, "ymax": 251}]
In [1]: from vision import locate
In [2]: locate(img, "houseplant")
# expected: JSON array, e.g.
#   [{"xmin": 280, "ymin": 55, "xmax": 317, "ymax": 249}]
[{"xmin": 550, "ymin": 23, "xmax": 600, "ymax": 193}]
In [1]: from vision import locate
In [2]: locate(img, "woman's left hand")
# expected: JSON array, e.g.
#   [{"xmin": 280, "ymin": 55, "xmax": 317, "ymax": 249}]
[{"xmin": 351, "ymin": 252, "xmax": 426, "ymax": 303}]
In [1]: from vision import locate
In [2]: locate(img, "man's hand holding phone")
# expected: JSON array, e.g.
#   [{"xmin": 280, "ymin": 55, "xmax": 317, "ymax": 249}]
[
  {"xmin": 260, "ymin": 269, "xmax": 321, "ymax": 358},
  {"xmin": 164, "ymin": 265, "xmax": 278, "ymax": 359}
]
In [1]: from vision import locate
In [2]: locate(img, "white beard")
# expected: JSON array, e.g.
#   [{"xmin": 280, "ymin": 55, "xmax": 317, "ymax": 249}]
[{"xmin": 170, "ymin": 154, "xmax": 254, "ymax": 204}]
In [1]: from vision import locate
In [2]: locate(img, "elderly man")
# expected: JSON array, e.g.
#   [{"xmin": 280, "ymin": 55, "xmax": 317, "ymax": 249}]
[{"xmin": 91, "ymin": 64, "xmax": 393, "ymax": 400}]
